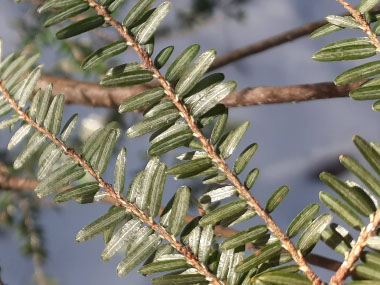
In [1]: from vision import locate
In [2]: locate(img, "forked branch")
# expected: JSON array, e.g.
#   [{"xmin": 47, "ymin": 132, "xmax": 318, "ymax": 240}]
[
  {"xmin": 86, "ymin": 0, "xmax": 321, "ymax": 283},
  {"xmin": 0, "ymin": 82, "xmax": 223, "ymax": 285}
]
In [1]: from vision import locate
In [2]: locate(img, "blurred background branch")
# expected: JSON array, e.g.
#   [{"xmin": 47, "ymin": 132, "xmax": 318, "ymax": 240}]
[
  {"xmin": 0, "ymin": 163, "xmax": 39, "ymax": 191},
  {"xmin": 37, "ymin": 75, "xmax": 364, "ymax": 108},
  {"xmin": 0, "ymin": 267, "xmax": 4, "ymax": 285},
  {"xmin": 209, "ymin": 18, "xmax": 331, "ymax": 71}
]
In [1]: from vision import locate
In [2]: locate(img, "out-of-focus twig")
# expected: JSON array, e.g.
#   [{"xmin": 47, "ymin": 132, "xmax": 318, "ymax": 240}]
[
  {"xmin": 37, "ymin": 75, "xmax": 364, "ymax": 109},
  {"xmin": 0, "ymin": 267, "xmax": 4, "ymax": 285},
  {"xmin": 209, "ymin": 18, "xmax": 331, "ymax": 71},
  {"xmin": 0, "ymin": 163, "xmax": 39, "ymax": 191}
]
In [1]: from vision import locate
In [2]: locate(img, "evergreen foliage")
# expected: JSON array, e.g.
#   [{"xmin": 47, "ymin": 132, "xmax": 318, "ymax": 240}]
[{"xmin": 1, "ymin": 0, "xmax": 380, "ymax": 284}]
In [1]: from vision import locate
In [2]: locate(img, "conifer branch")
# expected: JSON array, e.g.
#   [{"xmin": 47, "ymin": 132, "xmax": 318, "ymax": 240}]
[
  {"xmin": 327, "ymin": 2, "xmax": 380, "ymax": 283},
  {"xmin": 25, "ymin": 0, "xmax": 351, "ymax": 71},
  {"xmin": 0, "ymin": 170, "xmax": 343, "ymax": 273},
  {"xmin": 330, "ymin": 209, "xmax": 380, "ymax": 284},
  {"xmin": 86, "ymin": 1, "xmax": 321, "ymax": 283},
  {"xmin": 336, "ymin": 0, "xmax": 380, "ymax": 50},
  {"xmin": 0, "ymin": 82, "xmax": 224, "ymax": 285}
]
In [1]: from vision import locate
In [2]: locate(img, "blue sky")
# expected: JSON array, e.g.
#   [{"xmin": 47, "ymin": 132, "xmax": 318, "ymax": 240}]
[{"xmin": 0, "ymin": 0, "xmax": 379, "ymax": 284}]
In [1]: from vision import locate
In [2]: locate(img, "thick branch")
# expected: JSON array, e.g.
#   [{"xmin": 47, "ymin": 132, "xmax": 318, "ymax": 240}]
[
  {"xmin": 221, "ymin": 81, "xmax": 363, "ymax": 106},
  {"xmin": 0, "ymin": 174, "xmax": 39, "ymax": 191},
  {"xmin": 0, "ymin": 82, "xmax": 222, "ymax": 285},
  {"xmin": 87, "ymin": 1, "xmax": 321, "ymax": 283},
  {"xmin": 37, "ymin": 75, "xmax": 152, "ymax": 109},
  {"xmin": 0, "ymin": 164, "xmax": 39, "ymax": 191},
  {"xmin": 38, "ymin": 75, "xmax": 362, "ymax": 109}
]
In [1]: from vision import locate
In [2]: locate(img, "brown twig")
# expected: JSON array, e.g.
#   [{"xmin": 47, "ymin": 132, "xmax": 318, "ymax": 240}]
[
  {"xmin": 221, "ymin": 80, "xmax": 364, "ymax": 107},
  {"xmin": 0, "ymin": 163, "xmax": 9, "ymax": 175},
  {"xmin": 0, "ymin": 82, "xmax": 223, "ymax": 285},
  {"xmin": 209, "ymin": 4, "xmax": 377, "ymax": 71},
  {"xmin": 0, "ymin": 167, "xmax": 39, "ymax": 191},
  {"xmin": 25, "ymin": 0, "xmax": 44, "ymax": 5},
  {"xmin": 37, "ymin": 75, "xmax": 363, "ymax": 109},
  {"xmin": 209, "ymin": 18, "xmax": 330, "ymax": 71},
  {"xmin": 37, "ymin": 75, "xmax": 153, "ymax": 109},
  {"xmin": 330, "ymin": 209, "xmax": 380, "ymax": 284},
  {"xmin": 85, "ymin": 1, "xmax": 321, "ymax": 283},
  {"xmin": 306, "ymin": 253, "xmax": 342, "ymax": 272}
]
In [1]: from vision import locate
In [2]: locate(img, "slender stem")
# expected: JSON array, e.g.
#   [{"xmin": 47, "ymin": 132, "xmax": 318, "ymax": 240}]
[
  {"xmin": 209, "ymin": 19, "xmax": 329, "ymax": 71},
  {"xmin": 209, "ymin": 6, "xmax": 378, "ymax": 71},
  {"xmin": 336, "ymin": 0, "xmax": 380, "ymax": 50},
  {"xmin": 330, "ymin": 209, "xmax": 380, "ymax": 284},
  {"xmin": 0, "ymin": 82, "xmax": 223, "ymax": 285},
  {"xmin": 86, "ymin": 1, "xmax": 321, "ymax": 283}
]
